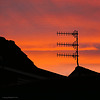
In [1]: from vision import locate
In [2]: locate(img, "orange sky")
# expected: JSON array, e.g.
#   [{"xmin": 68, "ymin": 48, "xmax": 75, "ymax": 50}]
[{"xmin": 0, "ymin": 0, "xmax": 100, "ymax": 75}]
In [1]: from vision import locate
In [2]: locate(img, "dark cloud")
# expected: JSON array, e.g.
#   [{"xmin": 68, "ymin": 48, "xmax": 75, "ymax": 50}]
[
  {"xmin": 95, "ymin": 43, "xmax": 100, "ymax": 50},
  {"xmin": 79, "ymin": 43, "xmax": 100, "ymax": 50}
]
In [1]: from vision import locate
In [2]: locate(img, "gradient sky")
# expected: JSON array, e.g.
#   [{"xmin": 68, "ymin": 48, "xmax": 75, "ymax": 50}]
[{"xmin": 0, "ymin": 0, "xmax": 100, "ymax": 76}]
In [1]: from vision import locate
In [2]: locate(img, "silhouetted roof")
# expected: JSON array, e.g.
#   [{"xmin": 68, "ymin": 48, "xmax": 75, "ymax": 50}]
[{"xmin": 68, "ymin": 66, "xmax": 100, "ymax": 78}]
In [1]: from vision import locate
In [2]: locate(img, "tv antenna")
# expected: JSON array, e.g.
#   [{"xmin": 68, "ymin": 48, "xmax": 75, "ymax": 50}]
[{"xmin": 57, "ymin": 30, "xmax": 79, "ymax": 66}]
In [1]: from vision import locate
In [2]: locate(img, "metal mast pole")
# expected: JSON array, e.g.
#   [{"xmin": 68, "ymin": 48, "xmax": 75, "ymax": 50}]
[{"xmin": 76, "ymin": 32, "xmax": 79, "ymax": 66}]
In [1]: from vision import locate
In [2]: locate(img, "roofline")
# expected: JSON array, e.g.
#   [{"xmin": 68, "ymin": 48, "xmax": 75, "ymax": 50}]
[{"xmin": 0, "ymin": 66, "xmax": 47, "ymax": 80}]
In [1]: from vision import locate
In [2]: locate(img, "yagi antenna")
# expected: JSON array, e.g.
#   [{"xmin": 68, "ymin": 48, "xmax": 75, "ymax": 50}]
[{"xmin": 57, "ymin": 30, "xmax": 79, "ymax": 66}]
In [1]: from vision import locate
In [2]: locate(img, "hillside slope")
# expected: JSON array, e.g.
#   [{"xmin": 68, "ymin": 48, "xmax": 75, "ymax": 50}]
[{"xmin": 0, "ymin": 36, "xmax": 67, "ymax": 88}]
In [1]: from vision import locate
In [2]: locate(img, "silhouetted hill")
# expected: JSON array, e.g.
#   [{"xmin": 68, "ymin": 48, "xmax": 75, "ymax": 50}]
[
  {"xmin": 0, "ymin": 36, "xmax": 67, "ymax": 88},
  {"xmin": 0, "ymin": 37, "xmax": 36, "ymax": 70}
]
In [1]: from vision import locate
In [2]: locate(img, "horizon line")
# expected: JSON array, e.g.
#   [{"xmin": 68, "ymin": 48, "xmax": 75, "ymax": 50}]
[{"xmin": 23, "ymin": 47, "xmax": 98, "ymax": 52}]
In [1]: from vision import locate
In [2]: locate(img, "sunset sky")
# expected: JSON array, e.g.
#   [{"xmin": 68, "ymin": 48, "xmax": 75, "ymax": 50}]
[{"xmin": 0, "ymin": 0, "xmax": 100, "ymax": 76}]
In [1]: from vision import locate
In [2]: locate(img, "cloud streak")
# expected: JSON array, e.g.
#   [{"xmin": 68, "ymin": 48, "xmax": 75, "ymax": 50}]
[{"xmin": 0, "ymin": 0, "xmax": 100, "ymax": 51}]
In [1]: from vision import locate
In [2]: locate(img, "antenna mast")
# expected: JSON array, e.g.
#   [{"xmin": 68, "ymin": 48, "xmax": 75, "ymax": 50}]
[{"xmin": 57, "ymin": 30, "xmax": 79, "ymax": 66}]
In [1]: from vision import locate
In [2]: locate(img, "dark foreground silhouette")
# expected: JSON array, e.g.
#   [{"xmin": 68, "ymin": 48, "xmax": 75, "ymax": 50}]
[{"xmin": 0, "ymin": 37, "xmax": 100, "ymax": 99}]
